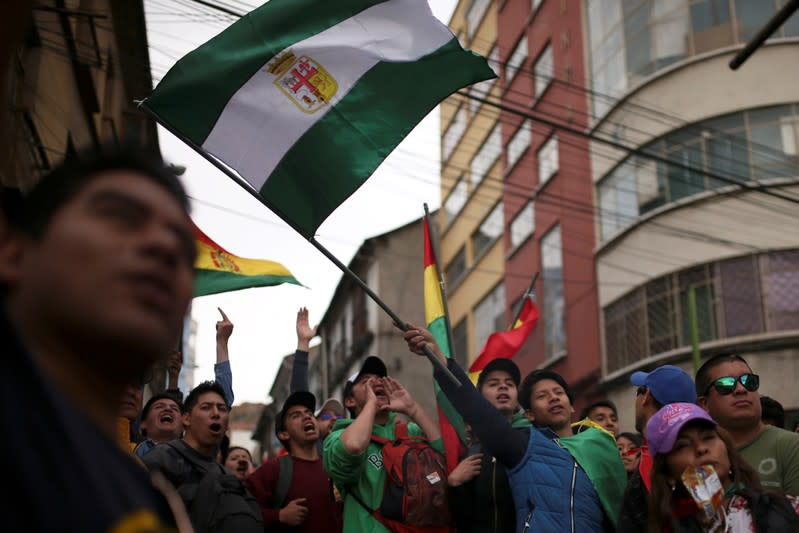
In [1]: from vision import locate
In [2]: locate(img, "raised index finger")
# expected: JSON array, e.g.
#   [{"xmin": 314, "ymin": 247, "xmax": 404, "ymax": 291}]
[{"xmin": 217, "ymin": 307, "xmax": 229, "ymax": 321}]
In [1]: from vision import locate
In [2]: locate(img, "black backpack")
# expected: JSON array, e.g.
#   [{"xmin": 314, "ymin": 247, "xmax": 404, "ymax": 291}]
[
  {"xmin": 271, "ymin": 454, "xmax": 293, "ymax": 508},
  {"xmin": 166, "ymin": 442, "xmax": 263, "ymax": 533}
]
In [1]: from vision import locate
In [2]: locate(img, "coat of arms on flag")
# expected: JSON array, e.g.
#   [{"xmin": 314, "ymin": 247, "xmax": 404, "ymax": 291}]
[
  {"xmin": 210, "ymin": 249, "xmax": 241, "ymax": 273},
  {"xmin": 267, "ymin": 50, "xmax": 338, "ymax": 113}
]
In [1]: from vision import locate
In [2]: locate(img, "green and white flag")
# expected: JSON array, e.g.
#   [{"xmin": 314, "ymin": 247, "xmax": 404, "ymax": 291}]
[{"xmin": 144, "ymin": 0, "xmax": 495, "ymax": 238}]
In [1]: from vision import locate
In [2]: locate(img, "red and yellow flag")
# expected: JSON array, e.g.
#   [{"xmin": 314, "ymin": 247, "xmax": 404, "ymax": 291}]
[
  {"xmin": 468, "ymin": 294, "xmax": 539, "ymax": 381},
  {"xmin": 193, "ymin": 222, "xmax": 301, "ymax": 297},
  {"xmin": 423, "ymin": 216, "xmax": 467, "ymax": 473}
]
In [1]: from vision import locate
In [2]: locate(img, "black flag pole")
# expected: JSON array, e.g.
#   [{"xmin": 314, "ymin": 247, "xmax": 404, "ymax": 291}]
[
  {"xmin": 729, "ymin": 0, "xmax": 799, "ymax": 70},
  {"xmin": 308, "ymin": 235, "xmax": 460, "ymax": 386},
  {"xmin": 508, "ymin": 272, "xmax": 539, "ymax": 330},
  {"xmin": 141, "ymin": 105, "xmax": 461, "ymax": 386}
]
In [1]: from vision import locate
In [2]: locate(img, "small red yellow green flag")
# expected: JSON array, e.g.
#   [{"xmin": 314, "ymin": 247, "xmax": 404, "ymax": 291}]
[
  {"xmin": 193, "ymin": 222, "xmax": 301, "ymax": 297},
  {"xmin": 423, "ymin": 215, "xmax": 467, "ymax": 473}
]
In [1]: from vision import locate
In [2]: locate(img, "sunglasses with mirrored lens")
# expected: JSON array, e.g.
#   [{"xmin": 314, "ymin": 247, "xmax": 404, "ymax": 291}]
[
  {"xmin": 706, "ymin": 373, "xmax": 760, "ymax": 396},
  {"xmin": 319, "ymin": 413, "xmax": 343, "ymax": 421}
]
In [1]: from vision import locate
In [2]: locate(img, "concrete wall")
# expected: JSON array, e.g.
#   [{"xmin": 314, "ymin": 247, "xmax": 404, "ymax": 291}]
[
  {"xmin": 590, "ymin": 42, "xmax": 799, "ymax": 182},
  {"xmin": 597, "ymin": 184, "xmax": 799, "ymax": 306}
]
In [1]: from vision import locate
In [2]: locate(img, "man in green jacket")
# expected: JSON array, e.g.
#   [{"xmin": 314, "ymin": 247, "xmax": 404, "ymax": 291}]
[{"xmin": 323, "ymin": 356, "xmax": 444, "ymax": 532}]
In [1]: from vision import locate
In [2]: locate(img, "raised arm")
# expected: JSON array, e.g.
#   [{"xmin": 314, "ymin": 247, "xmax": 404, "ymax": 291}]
[
  {"xmin": 290, "ymin": 307, "xmax": 317, "ymax": 393},
  {"xmin": 383, "ymin": 376, "xmax": 440, "ymax": 441},
  {"xmin": 164, "ymin": 349, "xmax": 184, "ymax": 403},
  {"xmin": 339, "ymin": 377, "xmax": 381, "ymax": 455},
  {"xmin": 403, "ymin": 325, "xmax": 527, "ymax": 468},
  {"xmin": 214, "ymin": 307, "xmax": 234, "ymax": 406}
]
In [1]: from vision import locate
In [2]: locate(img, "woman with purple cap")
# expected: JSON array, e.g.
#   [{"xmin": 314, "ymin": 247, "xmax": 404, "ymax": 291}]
[{"xmin": 646, "ymin": 403, "xmax": 799, "ymax": 532}]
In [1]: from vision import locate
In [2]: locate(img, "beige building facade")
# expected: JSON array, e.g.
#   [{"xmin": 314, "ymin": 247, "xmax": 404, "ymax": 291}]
[
  {"xmin": 438, "ymin": 0, "xmax": 506, "ymax": 370},
  {"xmin": 586, "ymin": 2, "xmax": 799, "ymax": 430}
]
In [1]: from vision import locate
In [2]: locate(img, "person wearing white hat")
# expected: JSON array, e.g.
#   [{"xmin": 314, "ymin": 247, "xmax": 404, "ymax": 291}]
[{"xmin": 316, "ymin": 398, "xmax": 345, "ymax": 441}]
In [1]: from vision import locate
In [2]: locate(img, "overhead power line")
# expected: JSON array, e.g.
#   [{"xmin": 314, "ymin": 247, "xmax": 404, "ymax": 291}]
[
  {"xmin": 182, "ymin": 0, "xmax": 243, "ymax": 18},
  {"xmin": 460, "ymin": 91, "xmax": 799, "ymax": 207}
]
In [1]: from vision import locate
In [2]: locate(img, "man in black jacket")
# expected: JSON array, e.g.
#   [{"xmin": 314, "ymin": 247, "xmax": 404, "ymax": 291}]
[{"xmin": 447, "ymin": 358, "xmax": 529, "ymax": 533}]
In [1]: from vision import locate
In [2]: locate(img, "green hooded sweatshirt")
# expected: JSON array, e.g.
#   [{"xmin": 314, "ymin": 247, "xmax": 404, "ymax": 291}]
[{"xmin": 323, "ymin": 411, "xmax": 445, "ymax": 533}]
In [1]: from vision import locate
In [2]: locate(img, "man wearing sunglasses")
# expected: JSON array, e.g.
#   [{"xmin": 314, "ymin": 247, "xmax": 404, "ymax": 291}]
[{"xmin": 697, "ymin": 353, "xmax": 799, "ymax": 495}]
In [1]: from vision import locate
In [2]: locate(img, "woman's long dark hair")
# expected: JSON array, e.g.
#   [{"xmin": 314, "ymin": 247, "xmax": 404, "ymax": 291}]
[{"xmin": 648, "ymin": 424, "xmax": 759, "ymax": 533}]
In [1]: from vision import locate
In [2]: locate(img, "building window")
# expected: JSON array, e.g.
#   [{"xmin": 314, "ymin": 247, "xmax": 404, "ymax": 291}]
[
  {"xmin": 510, "ymin": 202, "xmax": 535, "ymax": 249},
  {"xmin": 603, "ymin": 249, "xmax": 799, "ymax": 374},
  {"xmin": 678, "ymin": 265, "xmax": 718, "ymax": 345},
  {"xmin": 537, "ymin": 134, "xmax": 559, "ymax": 185},
  {"xmin": 467, "ymin": 0, "xmax": 491, "ymax": 39},
  {"xmin": 505, "ymin": 35, "xmax": 528, "ymax": 84},
  {"xmin": 533, "ymin": 43, "xmax": 553, "ymax": 100},
  {"xmin": 471, "ymin": 123, "xmax": 502, "ymax": 188},
  {"xmin": 541, "ymin": 225, "xmax": 565, "ymax": 359},
  {"xmin": 445, "ymin": 247, "xmax": 467, "ymax": 288},
  {"xmin": 719, "ymin": 255, "xmax": 764, "ymax": 337},
  {"xmin": 469, "ymin": 44, "xmax": 498, "ymax": 115},
  {"xmin": 488, "ymin": 45, "xmax": 500, "ymax": 74},
  {"xmin": 443, "ymin": 177, "xmax": 467, "ymax": 227},
  {"xmin": 763, "ymin": 250, "xmax": 799, "ymax": 331},
  {"xmin": 442, "ymin": 106, "xmax": 467, "ymax": 162},
  {"xmin": 471, "ymin": 201, "xmax": 504, "ymax": 260},
  {"xmin": 452, "ymin": 318, "xmax": 468, "ymax": 368},
  {"xmin": 604, "ymin": 289, "xmax": 647, "ymax": 371},
  {"xmin": 646, "ymin": 277, "xmax": 678, "ymax": 355},
  {"xmin": 474, "ymin": 283, "xmax": 506, "ymax": 355},
  {"xmin": 597, "ymin": 104, "xmax": 799, "ymax": 241},
  {"xmin": 585, "ymin": 0, "xmax": 799, "ymax": 121},
  {"xmin": 507, "ymin": 120, "xmax": 532, "ymax": 170}
]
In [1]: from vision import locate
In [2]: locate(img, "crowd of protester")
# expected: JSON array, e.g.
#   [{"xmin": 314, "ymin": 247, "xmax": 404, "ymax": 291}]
[{"xmin": 4, "ymin": 146, "xmax": 799, "ymax": 533}]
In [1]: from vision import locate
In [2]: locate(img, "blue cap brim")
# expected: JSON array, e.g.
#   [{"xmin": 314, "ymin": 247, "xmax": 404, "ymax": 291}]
[{"xmin": 630, "ymin": 371, "xmax": 649, "ymax": 386}]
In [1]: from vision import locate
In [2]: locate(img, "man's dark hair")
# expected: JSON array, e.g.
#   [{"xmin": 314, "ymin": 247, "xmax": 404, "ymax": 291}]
[
  {"xmin": 140, "ymin": 394, "xmax": 183, "ymax": 437},
  {"xmin": 14, "ymin": 144, "xmax": 189, "ymax": 238},
  {"xmin": 695, "ymin": 353, "xmax": 751, "ymax": 397},
  {"xmin": 519, "ymin": 369, "xmax": 574, "ymax": 410},
  {"xmin": 183, "ymin": 381, "xmax": 227, "ymax": 414},
  {"xmin": 579, "ymin": 399, "xmax": 618, "ymax": 421},
  {"xmin": 760, "ymin": 396, "xmax": 785, "ymax": 428},
  {"xmin": 342, "ymin": 380, "xmax": 356, "ymax": 419}
]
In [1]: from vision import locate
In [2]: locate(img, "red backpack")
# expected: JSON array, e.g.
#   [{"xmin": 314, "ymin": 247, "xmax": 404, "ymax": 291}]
[{"xmin": 351, "ymin": 421, "xmax": 453, "ymax": 533}]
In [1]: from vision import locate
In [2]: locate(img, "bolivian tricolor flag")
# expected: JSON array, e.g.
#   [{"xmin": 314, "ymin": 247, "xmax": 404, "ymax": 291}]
[
  {"xmin": 468, "ymin": 293, "xmax": 539, "ymax": 382},
  {"xmin": 193, "ymin": 222, "xmax": 301, "ymax": 297},
  {"xmin": 423, "ymin": 216, "xmax": 467, "ymax": 473}
]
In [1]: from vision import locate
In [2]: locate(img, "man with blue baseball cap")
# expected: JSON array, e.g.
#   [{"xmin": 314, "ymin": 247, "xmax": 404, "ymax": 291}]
[{"xmin": 618, "ymin": 364, "xmax": 696, "ymax": 531}]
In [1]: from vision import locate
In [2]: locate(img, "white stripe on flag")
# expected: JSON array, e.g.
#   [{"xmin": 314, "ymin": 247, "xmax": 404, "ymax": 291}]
[{"xmin": 201, "ymin": 0, "xmax": 453, "ymax": 189}]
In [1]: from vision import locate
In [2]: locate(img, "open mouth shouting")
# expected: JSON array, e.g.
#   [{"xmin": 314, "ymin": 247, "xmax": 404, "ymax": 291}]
[
  {"xmin": 302, "ymin": 420, "xmax": 318, "ymax": 436},
  {"xmin": 159, "ymin": 413, "xmax": 175, "ymax": 424},
  {"xmin": 495, "ymin": 393, "xmax": 511, "ymax": 403},
  {"xmin": 372, "ymin": 383, "xmax": 388, "ymax": 401},
  {"xmin": 209, "ymin": 422, "xmax": 223, "ymax": 435}
]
